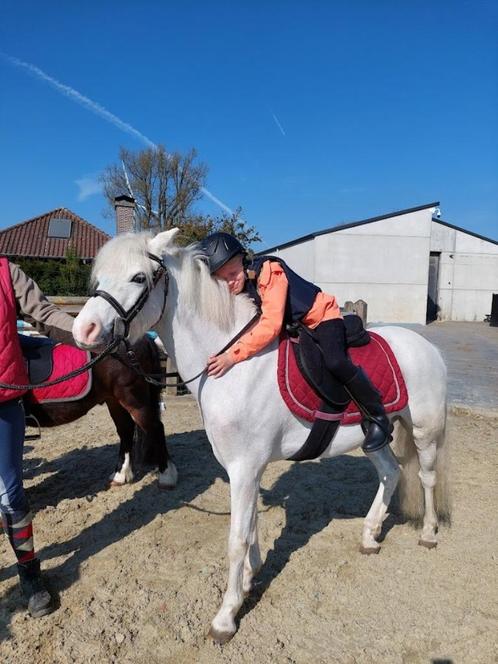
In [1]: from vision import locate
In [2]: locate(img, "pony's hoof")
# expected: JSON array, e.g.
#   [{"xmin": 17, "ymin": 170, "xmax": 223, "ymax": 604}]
[
  {"xmin": 208, "ymin": 626, "xmax": 235, "ymax": 644},
  {"xmin": 418, "ymin": 538, "xmax": 437, "ymax": 549},
  {"xmin": 108, "ymin": 480, "xmax": 126, "ymax": 488},
  {"xmin": 359, "ymin": 545, "xmax": 381, "ymax": 555},
  {"xmin": 158, "ymin": 464, "xmax": 178, "ymax": 490}
]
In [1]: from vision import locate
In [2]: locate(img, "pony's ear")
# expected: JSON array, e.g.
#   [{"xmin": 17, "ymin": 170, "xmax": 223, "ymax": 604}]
[{"xmin": 149, "ymin": 228, "xmax": 181, "ymax": 255}]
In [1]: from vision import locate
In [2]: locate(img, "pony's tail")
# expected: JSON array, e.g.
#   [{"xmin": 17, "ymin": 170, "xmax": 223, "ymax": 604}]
[
  {"xmin": 395, "ymin": 416, "xmax": 451, "ymax": 526},
  {"xmin": 433, "ymin": 417, "xmax": 451, "ymax": 525}
]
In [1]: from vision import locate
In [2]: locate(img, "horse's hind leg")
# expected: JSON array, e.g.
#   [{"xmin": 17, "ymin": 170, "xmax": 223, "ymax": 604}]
[
  {"xmin": 360, "ymin": 443, "xmax": 401, "ymax": 554},
  {"xmin": 416, "ymin": 439, "xmax": 438, "ymax": 548}
]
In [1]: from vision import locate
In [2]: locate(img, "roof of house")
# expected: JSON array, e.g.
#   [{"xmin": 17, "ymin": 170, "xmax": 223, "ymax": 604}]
[
  {"xmin": 0, "ymin": 208, "xmax": 111, "ymax": 260},
  {"xmin": 256, "ymin": 202, "xmax": 441, "ymax": 254}
]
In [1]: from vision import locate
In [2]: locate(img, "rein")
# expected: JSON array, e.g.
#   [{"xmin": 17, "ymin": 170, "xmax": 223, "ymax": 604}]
[{"xmin": 121, "ymin": 311, "xmax": 261, "ymax": 389}]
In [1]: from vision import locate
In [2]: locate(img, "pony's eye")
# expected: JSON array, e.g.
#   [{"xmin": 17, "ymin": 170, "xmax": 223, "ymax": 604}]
[{"xmin": 131, "ymin": 272, "xmax": 147, "ymax": 284}]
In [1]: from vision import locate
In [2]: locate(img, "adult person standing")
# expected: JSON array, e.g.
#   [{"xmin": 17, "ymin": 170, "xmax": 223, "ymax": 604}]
[{"xmin": 0, "ymin": 257, "xmax": 74, "ymax": 617}]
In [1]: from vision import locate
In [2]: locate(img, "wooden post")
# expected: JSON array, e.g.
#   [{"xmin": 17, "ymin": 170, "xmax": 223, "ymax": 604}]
[
  {"xmin": 165, "ymin": 356, "xmax": 179, "ymax": 396},
  {"xmin": 343, "ymin": 300, "xmax": 367, "ymax": 326}
]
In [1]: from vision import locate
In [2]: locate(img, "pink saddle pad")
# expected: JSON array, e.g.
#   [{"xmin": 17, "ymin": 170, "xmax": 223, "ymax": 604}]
[
  {"xmin": 29, "ymin": 344, "xmax": 92, "ymax": 404},
  {"xmin": 277, "ymin": 331, "xmax": 408, "ymax": 425}
]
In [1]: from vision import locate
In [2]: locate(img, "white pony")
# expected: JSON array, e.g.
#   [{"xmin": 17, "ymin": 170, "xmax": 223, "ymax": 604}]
[{"xmin": 73, "ymin": 229, "xmax": 450, "ymax": 643}]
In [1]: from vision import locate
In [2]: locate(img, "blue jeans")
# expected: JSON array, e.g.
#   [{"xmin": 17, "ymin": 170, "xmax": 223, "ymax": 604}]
[{"xmin": 0, "ymin": 398, "xmax": 29, "ymax": 514}]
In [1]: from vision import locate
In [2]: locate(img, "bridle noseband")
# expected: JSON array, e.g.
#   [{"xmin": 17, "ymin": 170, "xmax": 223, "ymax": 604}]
[{"xmin": 93, "ymin": 252, "xmax": 169, "ymax": 341}]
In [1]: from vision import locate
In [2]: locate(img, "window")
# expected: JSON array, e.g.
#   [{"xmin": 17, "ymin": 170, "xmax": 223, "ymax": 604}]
[{"xmin": 48, "ymin": 218, "xmax": 72, "ymax": 239}]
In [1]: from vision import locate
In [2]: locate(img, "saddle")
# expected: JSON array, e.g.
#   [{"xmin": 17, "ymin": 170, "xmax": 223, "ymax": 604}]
[
  {"xmin": 278, "ymin": 315, "xmax": 408, "ymax": 461},
  {"xmin": 18, "ymin": 334, "xmax": 92, "ymax": 405},
  {"xmin": 290, "ymin": 314, "xmax": 370, "ymax": 409},
  {"xmin": 18, "ymin": 334, "xmax": 55, "ymax": 384}
]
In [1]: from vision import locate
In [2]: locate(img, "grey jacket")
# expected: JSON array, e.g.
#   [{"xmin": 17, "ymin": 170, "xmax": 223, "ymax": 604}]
[{"xmin": 10, "ymin": 262, "xmax": 75, "ymax": 345}]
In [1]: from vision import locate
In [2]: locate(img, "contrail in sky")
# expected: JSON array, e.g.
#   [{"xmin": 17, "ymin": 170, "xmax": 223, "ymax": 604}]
[
  {"xmin": 271, "ymin": 112, "xmax": 286, "ymax": 136},
  {"xmin": 2, "ymin": 52, "xmax": 234, "ymax": 215}
]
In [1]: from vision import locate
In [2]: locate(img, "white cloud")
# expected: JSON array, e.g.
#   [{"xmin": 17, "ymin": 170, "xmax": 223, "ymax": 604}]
[{"xmin": 75, "ymin": 175, "xmax": 102, "ymax": 201}]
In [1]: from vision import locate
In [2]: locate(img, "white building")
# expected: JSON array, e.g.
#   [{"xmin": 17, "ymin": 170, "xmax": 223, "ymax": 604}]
[{"xmin": 256, "ymin": 202, "xmax": 498, "ymax": 324}]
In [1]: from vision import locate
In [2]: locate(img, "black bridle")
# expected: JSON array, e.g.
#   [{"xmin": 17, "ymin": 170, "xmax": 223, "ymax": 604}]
[
  {"xmin": 93, "ymin": 251, "xmax": 199, "ymax": 389},
  {"xmin": 93, "ymin": 252, "xmax": 169, "ymax": 341}
]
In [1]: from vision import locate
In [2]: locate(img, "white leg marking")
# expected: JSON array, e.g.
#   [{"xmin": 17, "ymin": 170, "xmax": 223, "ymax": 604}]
[{"xmin": 110, "ymin": 452, "xmax": 134, "ymax": 485}]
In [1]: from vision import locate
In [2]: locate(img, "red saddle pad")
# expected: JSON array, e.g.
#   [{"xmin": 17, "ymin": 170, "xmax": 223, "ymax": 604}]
[
  {"xmin": 277, "ymin": 331, "xmax": 408, "ymax": 425},
  {"xmin": 29, "ymin": 344, "xmax": 92, "ymax": 404}
]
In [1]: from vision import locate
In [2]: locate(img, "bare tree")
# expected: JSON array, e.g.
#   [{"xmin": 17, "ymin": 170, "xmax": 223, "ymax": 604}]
[
  {"xmin": 101, "ymin": 145, "xmax": 208, "ymax": 231},
  {"xmin": 102, "ymin": 146, "xmax": 261, "ymax": 250}
]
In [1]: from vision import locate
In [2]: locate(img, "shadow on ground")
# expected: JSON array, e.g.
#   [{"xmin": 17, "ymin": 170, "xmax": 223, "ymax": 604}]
[
  {"xmin": 237, "ymin": 454, "xmax": 402, "ymax": 624},
  {"xmin": 0, "ymin": 429, "xmax": 223, "ymax": 643},
  {"xmin": 1, "ymin": 437, "xmax": 401, "ymax": 644}
]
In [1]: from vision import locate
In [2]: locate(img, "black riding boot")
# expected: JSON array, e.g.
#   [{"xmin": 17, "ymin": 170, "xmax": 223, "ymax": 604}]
[
  {"xmin": 17, "ymin": 558, "xmax": 53, "ymax": 618},
  {"xmin": 345, "ymin": 367, "xmax": 393, "ymax": 453}
]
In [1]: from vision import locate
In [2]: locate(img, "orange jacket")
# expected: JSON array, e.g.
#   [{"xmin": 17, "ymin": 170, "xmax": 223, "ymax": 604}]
[{"xmin": 229, "ymin": 260, "xmax": 341, "ymax": 363}]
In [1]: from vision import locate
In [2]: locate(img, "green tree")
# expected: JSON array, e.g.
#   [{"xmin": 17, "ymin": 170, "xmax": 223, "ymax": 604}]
[
  {"xmin": 176, "ymin": 207, "xmax": 261, "ymax": 251},
  {"xmin": 16, "ymin": 249, "xmax": 90, "ymax": 296},
  {"xmin": 59, "ymin": 246, "xmax": 91, "ymax": 295}
]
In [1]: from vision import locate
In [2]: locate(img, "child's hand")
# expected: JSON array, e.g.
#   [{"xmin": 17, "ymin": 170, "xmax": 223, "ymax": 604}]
[{"xmin": 207, "ymin": 352, "xmax": 235, "ymax": 378}]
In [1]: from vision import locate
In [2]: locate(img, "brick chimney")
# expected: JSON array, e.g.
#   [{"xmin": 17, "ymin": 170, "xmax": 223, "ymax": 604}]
[{"xmin": 114, "ymin": 195, "xmax": 135, "ymax": 234}]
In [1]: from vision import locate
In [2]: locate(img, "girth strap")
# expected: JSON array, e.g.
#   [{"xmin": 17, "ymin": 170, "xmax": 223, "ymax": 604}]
[{"xmin": 287, "ymin": 402, "xmax": 342, "ymax": 461}]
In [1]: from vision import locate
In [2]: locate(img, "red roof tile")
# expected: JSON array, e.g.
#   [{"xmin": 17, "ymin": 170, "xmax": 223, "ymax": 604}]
[{"xmin": 0, "ymin": 209, "xmax": 111, "ymax": 260}]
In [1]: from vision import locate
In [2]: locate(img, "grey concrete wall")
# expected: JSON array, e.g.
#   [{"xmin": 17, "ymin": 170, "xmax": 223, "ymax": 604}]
[
  {"xmin": 269, "ymin": 238, "xmax": 315, "ymax": 282},
  {"xmin": 431, "ymin": 222, "xmax": 498, "ymax": 321},
  {"xmin": 273, "ymin": 208, "xmax": 433, "ymax": 324},
  {"xmin": 262, "ymin": 208, "xmax": 497, "ymax": 324}
]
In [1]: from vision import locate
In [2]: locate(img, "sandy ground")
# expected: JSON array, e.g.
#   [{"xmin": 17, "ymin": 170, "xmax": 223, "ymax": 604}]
[{"xmin": 1, "ymin": 395, "xmax": 497, "ymax": 664}]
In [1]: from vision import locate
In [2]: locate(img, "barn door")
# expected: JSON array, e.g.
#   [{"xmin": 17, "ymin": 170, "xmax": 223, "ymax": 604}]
[{"xmin": 426, "ymin": 252, "xmax": 440, "ymax": 323}]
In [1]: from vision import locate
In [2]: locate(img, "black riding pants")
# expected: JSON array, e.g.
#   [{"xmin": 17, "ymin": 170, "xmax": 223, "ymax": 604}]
[{"xmin": 312, "ymin": 318, "xmax": 358, "ymax": 383}]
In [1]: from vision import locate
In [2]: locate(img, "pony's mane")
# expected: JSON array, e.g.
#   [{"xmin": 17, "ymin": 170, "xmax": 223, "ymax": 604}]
[{"xmin": 171, "ymin": 242, "xmax": 241, "ymax": 332}]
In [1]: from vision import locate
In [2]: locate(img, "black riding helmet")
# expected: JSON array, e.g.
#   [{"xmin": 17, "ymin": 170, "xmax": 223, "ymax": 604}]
[{"xmin": 201, "ymin": 232, "xmax": 246, "ymax": 274}]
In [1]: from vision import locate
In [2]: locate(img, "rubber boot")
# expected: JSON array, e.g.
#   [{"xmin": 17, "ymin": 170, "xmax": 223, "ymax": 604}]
[
  {"xmin": 17, "ymin": 558, "xmax": 53, "ymax": 618},
  {"xmin": 344, "ymin": 367, "xmax": 393, "ymax": 452}
]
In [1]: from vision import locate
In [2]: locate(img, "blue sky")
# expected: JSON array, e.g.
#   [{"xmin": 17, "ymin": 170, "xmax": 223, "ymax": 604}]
[{"xmin": 1, "ymin": 1, "xmax": 497, "ymax": 249}]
